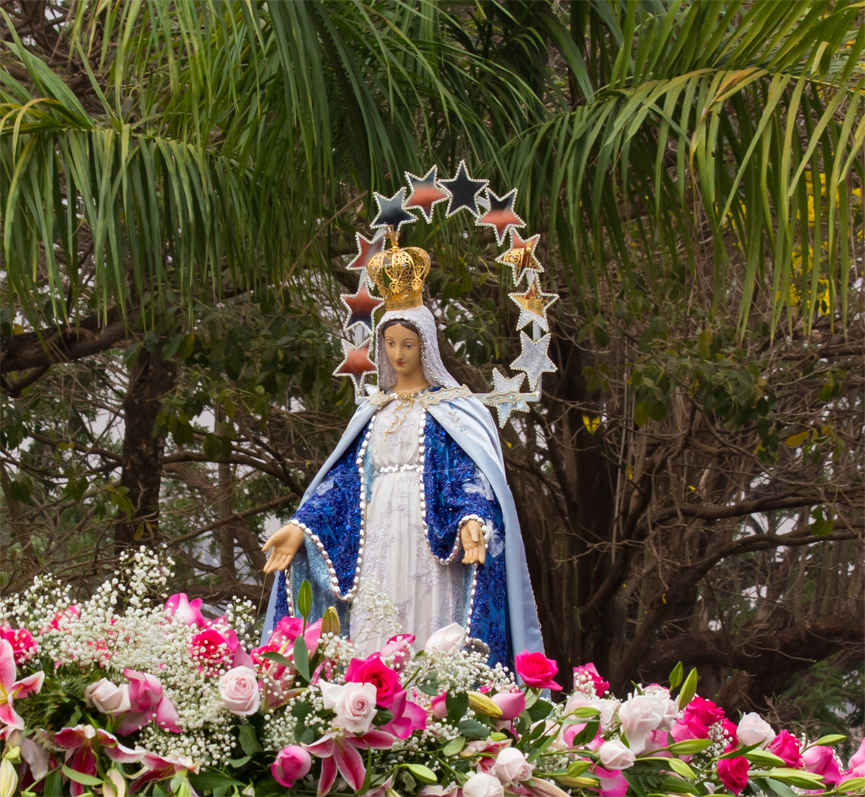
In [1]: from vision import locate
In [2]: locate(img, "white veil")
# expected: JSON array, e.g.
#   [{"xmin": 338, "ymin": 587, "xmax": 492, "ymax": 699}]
[{"xmin": 375, "ymin": 305, "xmax": 459, "ymax": 390}]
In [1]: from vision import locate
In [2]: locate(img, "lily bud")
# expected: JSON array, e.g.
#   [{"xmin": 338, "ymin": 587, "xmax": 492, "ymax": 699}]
[
  {"xmin": 103, "ymin": 769, "xmax": 127, "ymax": 797},
  {"xmin": 467, "ymin": 690, "xmax": 503, "ymax": 718},
  {"xmin": 321, "ymin": 606, "xmax": 340, "ymax": 636},
  {"xmin": 0, "ymin": 759, "xmax": 18, "ymax": 797}
]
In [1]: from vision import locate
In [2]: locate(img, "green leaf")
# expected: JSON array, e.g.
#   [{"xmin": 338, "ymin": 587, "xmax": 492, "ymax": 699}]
[
  {"xmin": 188, "ymin": 771, "xmax": 245, "ymax": 791},
  {"xmin": 297, "ymin": 580, "xmax": 313, "ymax": 619},
  {"xmin": 457, "ymin": 719, "xmax": 491, "ymax": 739},
  {"xmin": 677, "ymin": 667, "xmax": 698, "ymax": 709},
  {"xmin": 746, "ymin": 750, "xmax": 787, "ymax": 767},
  {"xmin": 527, "ymin": 699, "xmax": 553, "ymax": 722},
  {"xmin": 667, "ymin": 758, "xmax": 696, "ymax": 779},
  {"xmin": 227, "ymin": 755, "xmax": 251, "ymax": 768},
  {"xmin": 62, "ymin": 766, "xmax": 103, "ymax": 787},
  {"xmin": 442, "ymin": 736, "xmax": 466, "ymax": 757},
  {"xmin": 668, "ymin": 661, "xmax": 684, "ymax": 689},
  {"xmin": 406, "ymin": 764, "xmax": 437, "ymax": 784},
  {"xmin": 634, "ymin": 401, "xmax": 649, "ymax": 427},
  {"xmin": 238, "ymin": 723, "xmax": 262, "ymax": 755},
  {"xmin": 839, "ymin": 777, "xmax": 865, "ymax": 792},
  {"xmin": 446, "ymin": 691, "xmax": 469, "ymax": 724},
  {"xmin": 260, "ymin": 650, "xmax": 293, "ymax": 668},
  {"xmin": 293, "ymin": 634, "xmax": 310, "ymax": 682},
  {"xmin": 764, "ymin": 777, "xmax": 798, "ymax": 797},
  {"xmin": 571, "ymin": 706, "xmax": 601, "ymax": 719},
  {"xmin": 659, "ymin": 775, "xmax": 700, "ymax": 794}
]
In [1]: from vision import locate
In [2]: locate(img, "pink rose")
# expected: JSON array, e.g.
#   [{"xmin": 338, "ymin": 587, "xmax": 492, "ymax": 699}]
[
  {"xmin": 165, "ymin": 594, "xmax": 205, "ymax": 628},
  {"xmin": 573, "ymin": 663, "xmax": 609, "ymax": 697},
  {"xmin": 117, "ymin": 669, "xmax": 180, "ymax": 735},
  {"xmin": 345, "ymin": 654, "xmax": 401, "ymax": 707},
  {"xmin": 599, "ymin": 739, "xmax": 636, "ymax": 770},
  {"xmin": 462, "ymin": 772, "xmax": 504, "ymax": 797},
  {"xmin": 592, "ymin": 766, "xmax": 628, "ymax": 797},
  {"xmin": 769, "ymin": 730, "xmax": 803, "ymax": 769},
  {"xmin": 218, "ymin": 666, "xmax": 260, "ymax": 716},
  {"xmin": 189, "ymin": 625, "xmax": 238, "ymax": 674},
  {"xmin": 0, "ymin": 627, "xmax": 36, "ymax": 665},
  {"xmin": 271, "ymin": 744, "xmax": 311, "ymax": 787},
  {"xmin": 676, "ymin": 696, "xmax": 725, "ymax": 739},
  {"xmin": 846, "ymin": 738, "xmax": 865, "ymax": 777},
  {"xmin": 430, "ymin": 692, "xmax": 448, "ymax": 720},
  {"xmin": 493, "ymin": 747, "xmax": 534, "ymax": 785},
  {"xmin": 320, "ymin": 682, "xmax": 377, "ymax": 734},
  {"xmin": 269, "ymin": 616, "xmax": 304, "ymax": 647},
  {"xmin": 514, "ymin": 650, "xmax": 562, "ymax": 691},
  {"xmin": 380, "ymin": 634, "xmax": 415, "ymax": 671},
  {"xmin": 643, "ymin": 729, "xmax": 672, "ymax": 757},
  {"xmin": 802, "ymin": 745, "xmax": 842, "ymax": 786},
  {"xmin": 718, "ymin": 752, "xmax": 750, "ymax": 795},
  {"xmin": 491, "ymin": 690, "xmax": 525, "ymax": 721},
  {"xmin": 84, "ymin": 679, "xmax": 130, "ymax": 716},
  {"xmin": 618, "ymin": 694, "xmax": 677, "ymax": 754}
]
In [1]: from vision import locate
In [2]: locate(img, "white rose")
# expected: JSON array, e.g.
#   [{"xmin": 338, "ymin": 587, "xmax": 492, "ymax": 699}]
[
  {"xmin": 463, "ymin": 773, "xmax": 504, "ymax": 797},
  {"xmin": 599, "ymin": 739, "xmax": 636, "ymax": 770},
  {"xmin": 84, "ymin": 679, "xmax": 131, "ymax": 716},
  {"xmin": 493, "ymin": 747, "xmax": 535, "ymax": 785},
  {"xmin": 320, "ymin": 681, "xmax": 378, "ymax": 734},
  {"xmin": 218, "ymin": 666, "xmax": 261, "ymax": 716},
  {"xmin": 737, "ymin": 713, "xmax": 776, "ymax": 749},
  {"xmin": 617, "ymin": 695, "xmax": 669, "ymax": 754},
  {"xmin": 424, "ymin": 623, "xmax": 465, "ymax": 655}
]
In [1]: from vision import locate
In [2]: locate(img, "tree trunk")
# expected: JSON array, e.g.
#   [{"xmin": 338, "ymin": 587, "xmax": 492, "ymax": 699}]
[{"xmin": 114, "ymin": 346, "xmax": 177, "ymax": 553}]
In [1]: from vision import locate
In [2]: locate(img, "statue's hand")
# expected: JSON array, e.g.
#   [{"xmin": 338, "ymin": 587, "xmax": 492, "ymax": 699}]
[
  {"xmin": 262, "ymin": 522, "xmax": 306, "ymax": 573},
  {"xmin": 461, "ymin": 520, "xmax": 486, "ymax": 565}
]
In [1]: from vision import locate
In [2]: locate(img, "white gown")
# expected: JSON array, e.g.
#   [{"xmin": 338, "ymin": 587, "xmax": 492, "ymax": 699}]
[{"xmin": 349, "ymin": 398, "xmax": 464, "ymax": 654}]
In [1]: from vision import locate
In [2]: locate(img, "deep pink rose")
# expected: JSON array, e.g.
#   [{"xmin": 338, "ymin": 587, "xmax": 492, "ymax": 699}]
[
  {"xmin": 720, "ymin": 718, "xmax": 739, "ymax": 746},
  {"xmin": 802, "ymin": 746, "xmax": 842, "ymax": 786},
  {"xmin": 514, "ymin": 651, "xmax": 562, "ymax": 691},
  {"xmin": 718, "ymin": 752, "xmax": 750, "ymax": 795},
  {"xmin": 492, "ymin": 690, "xmax": 525, "ymax": 721},
  {"xmin": 345, "ymin": 654, "xmax": 401, "ymax": 707},
  {"xmin": 164, "ymin": 594, "xmax": 205, "ymax": 628},
  {"xmin": 0, "ymin": 627, "xmax": 36, "ymax": 665},
  {"xmin": 769, "ymin": 731, "xmax": 803, "ymax": 769},
  {"xmin": 190, "ymin": 627, "xmax": 236, "ymax": 674},
  {"xmin": 573, "ymin": 663, "xmax": 609, "ymax": 697},
  {"xmin": 269, "ymin": 617, "xmax": 304, "ymax": 647},
  {"xmin": 271, "ymin": 744, "xmax": 311, "ymax": 787},
  {"xmin": 683, "ymin": 697, "xmax": 725, "ymax": 732}
]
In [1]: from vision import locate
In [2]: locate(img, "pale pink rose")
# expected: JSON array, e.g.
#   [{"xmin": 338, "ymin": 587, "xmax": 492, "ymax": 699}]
[
  {"xmin": 218, "ymin": 667, "xmax": 260, "ymax": 716},
  {"xmin": 463, "ymin": 772, "xmax": 504, "ymax": 797},
  {"xmin": 320, "ymin": 681, "xmax": 377, "ymax": 734},
  {"xmin": 430, "ymin": 692, "xmax": 448, "ymax": 720},
  {"xmin": 424, "ymin": 623, "xmax": 465, "ymax": 655},
  {"xmin": 271, "ymin": 744, "xmax": 312, "ymax": 787},
  {"xmin": 380, "ymin": 634, "xmax": 415, "ymax": 671},
  {"xmin": 643, "ymin": 729, "xmax": 672, "ymax": 757},
  {"xmin": 84, "ymin": 679, "xmax": 130, "ymax": 716},
  {"xmin": 737, "ymin": 713, "xmax": 775, "ymax": 749},
  {"xmin": 846, "ymin": 738, "xmax": 865, "ymax": 777},
  {"xmin": 493, "ymin": 746, "xmax": 535, "ymax": 785},
  {"xmin": 599, "ymin": 739, "xmax": 636, "ymax": 770},
  {"xmin": 491, "ymin": 690, "xmax": 526, "ymax": 721},
  {"xmin": 802, "ymin": 746, "xmax": 842, "ymax": 785},
  {"xmin": 618, "ymin": 694, "xmax": 675, "ymax": 754},
  {"xmin": 564, "ymin": 694, "xmax": 617, "ymax": 730},
  {"xmin": 164, "ymin": 594, "xmax": 205, "ymax": 628}
]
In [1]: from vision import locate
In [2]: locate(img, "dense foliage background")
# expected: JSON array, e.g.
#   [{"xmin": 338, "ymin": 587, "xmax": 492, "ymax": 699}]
[{"xmin": 0, "ymin": 0, "xmax": 862, "ymax": 749}]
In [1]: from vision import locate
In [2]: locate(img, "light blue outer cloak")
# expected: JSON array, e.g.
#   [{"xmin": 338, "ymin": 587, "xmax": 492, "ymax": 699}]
[{"xmin": 262, "ymin": 394, "xmax": 544, "ymax": 658}]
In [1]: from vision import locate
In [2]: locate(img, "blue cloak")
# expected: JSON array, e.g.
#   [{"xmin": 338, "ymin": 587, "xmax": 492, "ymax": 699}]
[{"xmin": 262, "ymin": 389, "xmax": 543, "ymax": 667}]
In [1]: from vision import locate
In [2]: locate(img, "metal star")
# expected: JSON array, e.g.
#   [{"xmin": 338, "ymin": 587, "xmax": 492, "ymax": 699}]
[
  {"xmin": 348, "ymin": 232, "xmax": 385, "ymax": 272},
  {"xmin": 509, "ymin": 277, "xmax": 558, "ymax": 333},
  {"xmin": 439, "ymin": 160, "xmax": 488, "ymax": 218},
  {"xmin": 405, "ymin": 166, "xmax": 448, "ymax": 223},
  {"xmin": 483, "ymin": 368, "xmax": 530, "ymax": 427},
  {"xmin": 334, "ymin": 340, "xmax": 376, "ymax": 395},
  {"xmin": 371, "ymin": 188, "xmax": 417, "ymax": 232},
  {"xmin": 510, "ymin": 331, "xmax": 556, "ymax": 390},
  {"xmin": 478, "ymin": 188, "xmax": 524, "ymax": 245},
  {"xmin": 495, "ymin": 231, "xmax": 543, "ymax": 285},
  {"xmin": 341, "ymin": 283, "xmax": 383, "ymax": 333}
]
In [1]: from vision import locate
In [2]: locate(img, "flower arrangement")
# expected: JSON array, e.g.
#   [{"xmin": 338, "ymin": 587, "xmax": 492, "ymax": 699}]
[{"xmin": 0, "ymin": 549, "xmax": 862, "ymax": 797}]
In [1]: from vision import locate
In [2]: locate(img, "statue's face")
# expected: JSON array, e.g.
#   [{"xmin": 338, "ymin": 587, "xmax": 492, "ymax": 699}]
[{"xmin": 383, "ymin": 324, "xmax": 422, "ymax": 380}]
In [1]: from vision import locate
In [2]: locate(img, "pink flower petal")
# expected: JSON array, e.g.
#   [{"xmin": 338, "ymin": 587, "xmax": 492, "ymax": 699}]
[
  {"xmin": 116, "ymin": 709, "xmax": 153, "ymax": 736},
  {"xmin": 0, "ymin": 641, "xmax": 16, "ymax": 691},
  {"xmin": 12, "ymin": 671, "xmax": 44, "ymax": 699},
  {"xmin": 97, "ymin": 730, "xmax": 144, "ymax": 764},
  {"xmin": 318, "ymin": 756, "xmax": 338, "ymax": 797},
  {"xmin": 349, "ymin": 730, "xmax": 397, "ymax": 750},
  {"xmin": 304, "ymin": 733, "xmax": 337, "ymax": 758},
  {"xmin": 334, "ymin": 738, "xmax": 366, "ymax": 792},
  {"xmin": 155, "ymin": 696, "xmax": 181, "ymax": 733},
  {"xmin": 53, "ymin": 727, "xmax": 90, "ymax": 749},
  {"xmin": 0, "ymin": 702, "xmax": 23, "ymax": 730}
]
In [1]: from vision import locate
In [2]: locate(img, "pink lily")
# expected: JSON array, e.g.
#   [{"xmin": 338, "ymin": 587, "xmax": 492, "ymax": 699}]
[
  {"xmin": 0, "ymin": 639, "xmax": 45, "ymax": 730},
  {"xmin": 54, "ymin": 725, "xmax": 143, "ymax": 797},
  {"xmin": 381, "ymin": 690, "xmax": 428, "ymax": 739},
  {"xmin": 117, "ymin": 669, "xmax": 181, "ymax": 735},
  {"xmin": 304, "ymin": 730, "xmax": 396, "ymax": 796},
  {"xmin": 129, "ymin": 751, "xmax": 200, "ymax": 794}
]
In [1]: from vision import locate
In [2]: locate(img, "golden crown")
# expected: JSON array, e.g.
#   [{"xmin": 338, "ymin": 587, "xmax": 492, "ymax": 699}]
[{"xmin": 367, "ymin": 228, "xmax": 431, "ymax": 310}]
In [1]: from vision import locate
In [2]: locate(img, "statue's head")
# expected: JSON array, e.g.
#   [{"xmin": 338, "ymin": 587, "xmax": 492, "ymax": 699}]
[{"xmin": 380, "ymin": 319, "xmax": 423, "ymax": 383}]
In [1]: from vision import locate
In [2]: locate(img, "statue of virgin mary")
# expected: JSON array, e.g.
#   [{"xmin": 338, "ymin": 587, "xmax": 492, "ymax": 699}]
[{"xmin": 261, "ymin": 234, "xmax": 543, "ymax": 668}]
